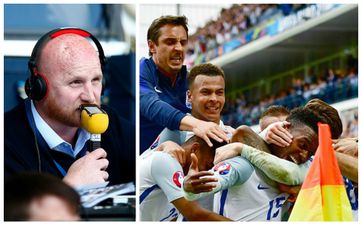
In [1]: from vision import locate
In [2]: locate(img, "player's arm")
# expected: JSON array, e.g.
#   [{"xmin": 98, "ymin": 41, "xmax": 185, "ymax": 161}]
[
  {"xmin": 140, "ymin": 63, "xmax": 185, "ymax": 130},
  {"xmin": 151, "ymin": 153, "xmax": 230, "ymax": 221},
  {"xmin": 171, "ymin": 198, "xmax": 231, "ymax": 221},
  {"xmin": 333, "ymin": 137, "xmax": 358, "ymax": 157},
  {"xmin": 183, "ymin": 155, "xmax": 253, "ymax": 201},
  {"xmin": 335, "ymin": 151, "xmax": 358, "ymax": 183},
  {"xmin": 214, "ymin": 143, "xmax": 308, "ymax": 185},
  {"xmin": 259, "ymin": 121, "xmax": 293, "ymax": 147},
  {"xmin": 156, "ymin": 141, "xmax": 186, "ymax": 167}
]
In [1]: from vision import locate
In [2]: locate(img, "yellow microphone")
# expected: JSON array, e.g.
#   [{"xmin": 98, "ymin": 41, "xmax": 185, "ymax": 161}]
[{"xmin": 80, "ymin": 104, "xmax": 109, "ymax": 151}]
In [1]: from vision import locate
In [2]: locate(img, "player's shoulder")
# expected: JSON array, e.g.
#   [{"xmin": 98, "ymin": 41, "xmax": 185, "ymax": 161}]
[
  {"xmin": 151, "ymin": 152, "xmax": 183, "ymax": 181},
  {"xmin": 139, "ymin": 57, "xmax": 150, "ymax": 66},
  {"xmin": 159, "ymin": 128, "xmax": 187, "ymax": 145},
  {"xmin": 152, "ymin": 151, "xmax": 178, "ymax": 166},
  {"xmin": 140, "ymin": 57, "xmax": 156, "ymax": 77},
  {"xmin": 224, "ymin": 156, "xmax": 253, "ymax": 167}
]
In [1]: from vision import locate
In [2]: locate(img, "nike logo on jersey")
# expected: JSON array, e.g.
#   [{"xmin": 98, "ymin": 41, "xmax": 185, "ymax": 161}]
[
  {"xmin": 154, "ymin": 86, "xmax": 162, "ymax": 93},
  {"xmin": 257, "ymin": 184, "xmax": 269, "ymax": 190}
]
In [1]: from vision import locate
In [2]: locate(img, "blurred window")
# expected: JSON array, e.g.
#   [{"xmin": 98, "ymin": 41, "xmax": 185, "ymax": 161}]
[{"xmin": 4, "ymin": 4, "xmax": 103, "ymax": 39}]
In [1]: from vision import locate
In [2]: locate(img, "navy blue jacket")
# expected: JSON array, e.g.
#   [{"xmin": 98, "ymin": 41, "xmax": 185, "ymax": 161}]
[
  {"xmin": 4, "ymin": 99, "xmax": 135, "ymax": 185},
  {"xmin": 140, "ymin": 57, "xmax": 190, "ymax": 152}
]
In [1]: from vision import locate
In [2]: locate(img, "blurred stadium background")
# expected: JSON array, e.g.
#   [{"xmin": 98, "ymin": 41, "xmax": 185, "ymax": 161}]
[
  {"xmin": 140, "ymin": 4, "xmax": 358, "ymax": 137},
  {"xmin": 4, "ymin": 4, "xmax": 136, "ymax": 124}
]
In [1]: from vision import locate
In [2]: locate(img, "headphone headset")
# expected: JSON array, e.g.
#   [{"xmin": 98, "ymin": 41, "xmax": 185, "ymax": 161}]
[{"xmin": 25, "ymin": 27, "xmax": 107, "ymax": 101}]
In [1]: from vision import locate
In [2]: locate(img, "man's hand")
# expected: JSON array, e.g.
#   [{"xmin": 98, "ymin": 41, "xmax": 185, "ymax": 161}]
[
  {"xmin": 277, "ymin": 183, "xmax": 301, "ymax": 202},
  {"xmin": 63, "ymin": 148, "xmax": 109, "ymax": 187},
  {"xmin": 261, "ymin": 121, "xmax": 293, "ymax": 147},
  {"xmin": 192, "ymin": 120, "xmax": 229, "ymax": 147},
  {"xmin": 157, "ymin": 141, "xmax": 186, "ymax": 167},
  {"xmin": 183, "ymin": 153, "xmax": 217, "ymax": 194},
  {"xmin": 214, "ymin": 142, "xmax": 243, "ymax": 164},
  {"xmin": 333, "ymin": 138, "xmax": 358, "ymax": 157},
  {"xmin": 180, "ymin": 115, "xmax": 229, "ymax": 147}
]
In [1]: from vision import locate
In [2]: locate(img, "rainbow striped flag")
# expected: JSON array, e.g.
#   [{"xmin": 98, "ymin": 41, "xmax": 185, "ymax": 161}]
[{"xmin": 288, "ymin": 123, "xmax": 353, "ymax": 221}]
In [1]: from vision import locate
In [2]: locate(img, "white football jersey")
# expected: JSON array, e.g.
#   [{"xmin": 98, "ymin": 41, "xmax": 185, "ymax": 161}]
[
  {"xmin": 213, "ymin": 158, "xmax": 288, "ymax": 221},
  {"xmin": 183, "ymin": 157, "xmax": 289, "ymax": 221},
  {"xmin": 140, "ymin": 150, "xmax": 184, "ymax": 221}
]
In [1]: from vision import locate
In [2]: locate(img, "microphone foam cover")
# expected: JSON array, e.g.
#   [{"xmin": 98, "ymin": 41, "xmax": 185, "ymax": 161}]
[{"xmin": 81, "ymin": 110, "xmax": 109, "ymax": 134}]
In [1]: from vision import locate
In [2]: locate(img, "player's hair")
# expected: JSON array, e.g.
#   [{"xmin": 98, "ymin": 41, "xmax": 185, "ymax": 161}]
[
  {"xmin": 187, "ymin": 63, "xmax": 225, "ymax": 88},
  {"xmin": 147, "ymin": 15, "xmax": 188, "ymax": 56},
  {"xmin": 286, "ymin": 107, "xmax": 321, "ymax": 134},
  {"xmin": 304, "ymin": 98, "xmax": 342, "ymax": 139},
  {"xmin": 5, "ymin": 172, "xmax": 80, "ymax": 221},
  {"xmin": 260, "ymin": 105, "xmax": 290, "ymax": 120},
  {"xmin": 183, "ymin": 135, "xmax": 227, "ymax": 156}
]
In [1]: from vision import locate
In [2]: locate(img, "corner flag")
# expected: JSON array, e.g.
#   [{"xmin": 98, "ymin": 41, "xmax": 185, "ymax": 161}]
[{"xmin": 288, "ymin": 123, "xmax": 353, "ymax": 221}]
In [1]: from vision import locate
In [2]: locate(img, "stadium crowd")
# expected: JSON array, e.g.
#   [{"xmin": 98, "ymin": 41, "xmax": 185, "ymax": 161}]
[
  {"xmin": 222, "ymin": 67, "xmax": 358, "ymax": 130},
  {"xmin": 185, "ymin": 4, "xmax": 308, "ymax": 67},
  {"xmin": 342, "ymin": 110, "xmax": 358, "ymax": 138}
]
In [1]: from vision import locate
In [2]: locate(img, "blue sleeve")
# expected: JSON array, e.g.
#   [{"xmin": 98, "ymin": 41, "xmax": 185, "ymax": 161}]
[{"xmin": 140, "ymin": 58, "xmax": 186, "ymax": 130}]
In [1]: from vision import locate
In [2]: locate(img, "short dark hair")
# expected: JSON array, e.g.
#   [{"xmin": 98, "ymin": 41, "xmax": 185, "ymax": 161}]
[
  {"xmin": 260, "ymin": 105, "xmax": 290, "ymax": 120},
  {"xmin": 183, "ymin": 135, "xmax": 227, "ymax": 155},
  {"xmin": 286, "ymin": 107, "xmax": 321, "ymax": 134},
  {"xmin": 147, "ymin": 15, "xmax": 188, "ymax": 56},
  {"xmin": 304, "ymin": 98, "xmax": 342, "ymax": 139},
  {"xmin": 5, "ymin": 172, "xmax": 80, "ymax": 221},
  {"xmin": 187, "ymin": 63, "xmax": 225, "ymax": 88}
]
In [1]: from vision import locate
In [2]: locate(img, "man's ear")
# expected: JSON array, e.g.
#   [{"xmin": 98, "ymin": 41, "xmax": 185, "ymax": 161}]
[
  {"xmin": 283, "ymin": 122, "xmax": 291, "ymax": 129},
  {"xmin": 187, "ymin": 90, "xmax": 192, "ymax": 102},
  {"xmin": 148, "ymin": 40, "xmax": 156, "ymax": 55},
  {"xmin": 190, "ymin": 142, "xmax": 200, "ymax": 154}
]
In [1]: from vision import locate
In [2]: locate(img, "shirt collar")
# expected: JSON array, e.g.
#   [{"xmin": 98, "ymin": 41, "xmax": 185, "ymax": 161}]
[
  {"xmin": 150, "ymin": 57, "xmax": 187, "ymax": 83},
  {"xmin": 31, "ymin": 101, "xmax": 90, "ymax": 158}
]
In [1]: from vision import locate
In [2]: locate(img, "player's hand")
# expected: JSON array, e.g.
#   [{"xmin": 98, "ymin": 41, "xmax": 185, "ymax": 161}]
[
  {"xmin": 157, "ymin": 141, "xmax": 186, "ymax": 167},
  {"xmin": 333, "ymin": 138, "xmax": 358, "ymax": 157},
  {"xmin": 262, "ymin": 121, "xmax": 293, "ymax": 147},
  {"xmin": 214, "ymin": 142, "xmax": 244, "ymax": 164},
  {"xmin": 277, "ymin": 183, "xmax": 301, "ymax": 202},
  {"xmin": 183, "ymin": 153, "xmax": 217, "ymax": 194},
  {"xmin": 193, "ymin": 120, "xmax": 229, "ymax": 147},
  {"xmin": 224, "ymin": 125, "xmax": 235, "ymax": 134},
  {"xmin": 63, "ymin": 148, "xmax": 109, "ymax": 187}
]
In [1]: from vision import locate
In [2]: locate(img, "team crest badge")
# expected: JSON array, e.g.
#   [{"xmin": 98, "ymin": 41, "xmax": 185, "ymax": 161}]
[
  {"xmin": 214, "ymin": 162, "xmax": 231, "ymax": 175},
  {"xmin": 172, "ymin": 171, "xmax": 184, "ymax": 188}
]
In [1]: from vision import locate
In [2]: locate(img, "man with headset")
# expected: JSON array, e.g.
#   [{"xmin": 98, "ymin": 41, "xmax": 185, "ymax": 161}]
[{"xmin": 4, "ymin": 28, "xmax": 135, "ymax": 187}]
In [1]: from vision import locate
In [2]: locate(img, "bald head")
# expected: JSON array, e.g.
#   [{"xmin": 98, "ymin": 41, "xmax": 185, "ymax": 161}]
[
  {"xmin": 33, "ymin": 33, "xmax": 104, "ymax": 130},
  {"xmin": 37, "ymin": 34, "xmax": 101, "ymax": 80}
]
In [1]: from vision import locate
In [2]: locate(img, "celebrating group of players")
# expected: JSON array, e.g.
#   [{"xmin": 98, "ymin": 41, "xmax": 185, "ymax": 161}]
[{"xmin": 139, "ymin": 15, "xmax": 358, "ymax": 221}]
